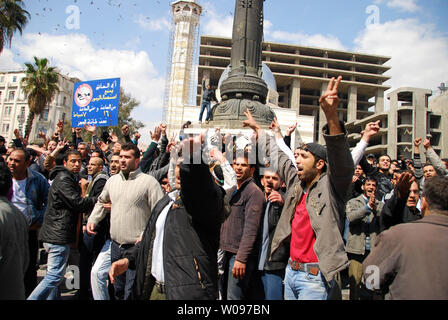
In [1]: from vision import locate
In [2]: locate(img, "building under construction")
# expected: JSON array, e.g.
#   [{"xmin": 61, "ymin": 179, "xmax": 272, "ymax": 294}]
[{"xmin": 163, "ymin": 0, "xmax": 447, "ymax": 158}]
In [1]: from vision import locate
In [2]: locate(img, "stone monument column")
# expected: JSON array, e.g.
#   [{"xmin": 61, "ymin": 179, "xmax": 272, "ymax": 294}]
[{"xmin": 211, "ymin": 0, "xmax": 275, "ymax": 126}]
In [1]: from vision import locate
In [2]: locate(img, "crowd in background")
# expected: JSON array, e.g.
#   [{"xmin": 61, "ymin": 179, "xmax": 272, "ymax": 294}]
[{"xmin": 1, "ymin": 76, "xmax": 447, "ymax": 301}]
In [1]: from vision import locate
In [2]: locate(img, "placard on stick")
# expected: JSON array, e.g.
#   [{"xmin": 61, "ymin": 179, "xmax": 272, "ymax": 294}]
[{"xmin": 72, "ymin": 78, "xmax": 120, "ymax": 128}]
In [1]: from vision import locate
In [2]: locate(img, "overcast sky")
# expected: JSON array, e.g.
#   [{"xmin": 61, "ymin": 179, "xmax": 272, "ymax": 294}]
[{"xmin": 1, "ymin": 0, "xmax": 447, "ymax": 141}]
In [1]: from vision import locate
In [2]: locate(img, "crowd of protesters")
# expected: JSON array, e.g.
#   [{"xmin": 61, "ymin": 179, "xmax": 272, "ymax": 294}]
[{"xmin": 0, "ymin": 76, "xmax": 447, "ymax": 301}]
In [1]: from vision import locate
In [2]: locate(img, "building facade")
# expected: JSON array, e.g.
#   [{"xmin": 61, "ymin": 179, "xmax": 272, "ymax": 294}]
[
  {"xmin": 346, "ymin": 87, "xmax": 447, "ymax": 160},
  {"xmin": 0, "ymin": 71, "xmax": 79, "ymax": 144}
]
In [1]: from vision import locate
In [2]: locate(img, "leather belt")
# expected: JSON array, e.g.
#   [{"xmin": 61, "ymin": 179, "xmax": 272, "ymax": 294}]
[
  {"xmin": 155, "ymin": 281, "xmax": 166, "ymax": 294},
  {"xmin": 289, "ymin": 259, "xmax": 320, "ymax": 276},
  {"xmin": 111, "ymin": 240, "xmax": 134, "ymax": 250}
]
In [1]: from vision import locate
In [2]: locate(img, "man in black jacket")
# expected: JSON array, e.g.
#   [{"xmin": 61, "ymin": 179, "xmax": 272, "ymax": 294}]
[
  {"xmin": 257, "ymin": 170, "xmax": 288, "ymax": 300},
  {"xmin": 109, "ymin": 135, "xmax": 225, "ymax": 300},
  {"xmin": 380, "ymin": 171, "xmax": 422, "ymax": 232},
  {"xmin": 28, "ymin": 150, "xmax": 97, "ymax": 300}
]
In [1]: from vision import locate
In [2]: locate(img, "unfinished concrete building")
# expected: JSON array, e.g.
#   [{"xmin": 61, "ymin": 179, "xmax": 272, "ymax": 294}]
[
  {"xmin": 197, "ymin": 35, "xmax": 392, "ymax": 144},
  {"xmin": 346, "ymin": 87, "xmax": 447, "ymax": 160}
]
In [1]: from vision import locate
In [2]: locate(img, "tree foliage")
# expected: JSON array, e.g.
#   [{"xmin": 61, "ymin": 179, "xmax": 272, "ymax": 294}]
[
  {"xmin": 0, "ymin": 0, "xmax": 30, "ymax": 54},
  {"xmin": 21, "ymin": 57, "xmax": 59, "ymax": 139}
]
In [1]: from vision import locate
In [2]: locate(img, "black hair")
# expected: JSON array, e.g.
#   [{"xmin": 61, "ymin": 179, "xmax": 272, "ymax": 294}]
[
  {"xmin": 0, "ymin": 162, "xmax": 12, "ymax": 197},
  {"xmin": 63, "ymin": 149, "xmax": 81, "ymax": 162},
  {"xmin": 363, "ymin": 176, "xmax": 378, "ymax": 185},
  {"xmin": 422, "ymin": 176, "xmax": 448, "ymax": 211},
  {"xmin": 10, "ymin": 147, "xmax": 32, "ymax": 162},
  {"xmin": 121, "ymin": 143, "xmax": 141, "ymax": 159}
]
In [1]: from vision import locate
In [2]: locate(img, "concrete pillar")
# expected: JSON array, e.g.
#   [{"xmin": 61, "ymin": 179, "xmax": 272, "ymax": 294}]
[
  {"xmin": 413, "ymin": 91, "xmax": 427, "ymax": 145},
  {"xmin": 375, "ymin": 88, "xmax": 385, "ymax": 113},
  {"xmin": 290, "ymin": 78, "xmax": 301, "ymax": 113},
  {"xmin": 318, "ymin": 82, "xmax": 328, "ymax": 145},
  {"xmin": 347, "ymin": 85, "xmax": 357, "ymax": 122},
  {"xmin": 387, "ymin": 92, "xmax": 398, "ymax": 159}
]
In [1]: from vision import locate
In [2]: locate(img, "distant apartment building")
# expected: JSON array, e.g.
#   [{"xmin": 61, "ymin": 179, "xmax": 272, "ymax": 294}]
[
  {"xmin": 346, "ymin": 87, "xmax": 447, "ymax": 160},
  {"xmin": 0, "ymin": 71, "xmax": 79, "ymax": 144}
]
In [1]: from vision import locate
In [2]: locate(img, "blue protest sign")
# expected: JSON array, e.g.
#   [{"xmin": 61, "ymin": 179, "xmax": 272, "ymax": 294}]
[{"xmin": 72, "ymin": 78, "xmax": 120, "ymax": 128}]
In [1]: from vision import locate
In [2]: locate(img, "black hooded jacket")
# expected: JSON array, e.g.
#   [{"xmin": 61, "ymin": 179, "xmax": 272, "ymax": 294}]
[
  {"xmin": 39, "ymin": 166, "xmax": 97, "ymax": 245},
  {"xmin": 124, "ymin": 163, "xmax": 224, "ymax": 300}
]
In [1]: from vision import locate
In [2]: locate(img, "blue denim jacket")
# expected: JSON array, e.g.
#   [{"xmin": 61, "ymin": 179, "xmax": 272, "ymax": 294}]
[{"xmin": 21, "ymin": 168, "xmax": 50, "ymax": 226}]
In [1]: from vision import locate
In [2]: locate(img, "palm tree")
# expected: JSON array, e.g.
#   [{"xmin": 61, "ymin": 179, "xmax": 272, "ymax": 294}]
[
  {"xmin": 0, "ymin": 0, "xmax": 30, "ymax": 54},
  {"xmin": 21, "ymin": 57, "xmax": 59, "ymax": 139}
]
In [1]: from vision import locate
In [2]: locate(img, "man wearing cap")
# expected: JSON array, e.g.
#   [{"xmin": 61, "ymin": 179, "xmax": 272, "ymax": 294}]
[{"xmin": 244, "ymin": 76, "xmax": 354, "ymax": 300}]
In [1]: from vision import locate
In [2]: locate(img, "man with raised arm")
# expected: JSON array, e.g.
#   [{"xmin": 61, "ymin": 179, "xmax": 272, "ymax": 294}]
[
  {"xmin": 109, "ymin": 135, "xmax": 225, "ymax": 300},
  {"xmin": 243, "ymin": 76, "xmax": 354, "ymax": 300}
]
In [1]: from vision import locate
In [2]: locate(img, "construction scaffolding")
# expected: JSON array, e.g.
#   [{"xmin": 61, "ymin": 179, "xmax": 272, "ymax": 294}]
[
  {"xmin": 162, "ymin": 13, "xmax": 175, "ymax": 123},
  {"xmin": 162, "ymin": 0, "xmax": 202, "ymax": 133}
]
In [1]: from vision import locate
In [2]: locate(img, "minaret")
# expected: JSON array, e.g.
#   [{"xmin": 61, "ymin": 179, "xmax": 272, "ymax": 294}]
[{"xmin": 164, "ymin": 0, "xmax": 202, "ymax": 132}]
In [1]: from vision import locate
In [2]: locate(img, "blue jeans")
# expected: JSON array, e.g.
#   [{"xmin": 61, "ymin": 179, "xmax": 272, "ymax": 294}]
[
  {"xmin": 27, "ymin": 243, "xmax": 70, "ymax": 300},
  {"xmin": 91, "ymin": 240, "xmax": 111, "ymax": 300},
  {"xmin": 199, "ymin": 101, "xmax": 211, "ymax": 122},
  {"xmin": 110, "ymin": 241, "xmax": 136, "ymax": 300},
  {"xmin": 261, "ymin": 269, "xmax": 285, "ymax": 300},
  {"xmin": 284, "ymin": 264, "xmax": 330, "ymax": 300}
]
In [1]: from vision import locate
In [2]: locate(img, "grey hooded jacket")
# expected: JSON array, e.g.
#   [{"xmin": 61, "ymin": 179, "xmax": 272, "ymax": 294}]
[{"xmin": 257, "ymin": 123, "xmax": 354, "ymax": 283}]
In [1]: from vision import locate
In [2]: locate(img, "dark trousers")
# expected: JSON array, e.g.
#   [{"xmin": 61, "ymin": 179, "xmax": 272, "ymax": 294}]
[
  {"xmin": 199, "ymin": 101, "xmax": 211, "ymax": 122},
  {"xmin": 24, "ymin": 230, "xmax": 39, "ymax": 297},
  {"xmin": 79, "ymin": 231, "xmax": 106, "ymax": 299},
  {"xmin": 221, "ymin": 252, "xmax": 263, "ymax": 300},
  {"xmin": 348, "ymin": 252, "xmax": 370, "ymax": 300},
  {"xmin": 110, "ymin": 240, "xmax": 136, "ymax": 300}
]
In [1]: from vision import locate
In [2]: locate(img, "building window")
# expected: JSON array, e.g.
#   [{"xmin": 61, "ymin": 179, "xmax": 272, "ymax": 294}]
[
  {"xmin": 12, "ymin": 76, "xmax": 17, "ymax": 83},
  {"xmin": 39, "ymin": 107, "xmax": 49, "ymax": 121},
  {"xmin": 4, "ymin": 106, "xmax": 12, "ymax": 117},
  {"xmin": 0, "ymin": 76, "xmax": 4, "ymax": 83},
  {"xmin": 2, "ymin": 123, "xmax": 10, "ymax": 133},
  {"xmin": 8, "ymin": 91, "xmax": 15, "ymax": 101},
  {"xmin": 63, "ymin": 96, "xmax": 67, "ymax": 106}
]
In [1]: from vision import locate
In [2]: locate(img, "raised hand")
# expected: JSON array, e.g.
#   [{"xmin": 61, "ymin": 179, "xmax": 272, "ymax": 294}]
[
  {"xmin": 160, "ymin": 123, "xmax": 167, "ymax": 136},
  {"xmin": 150, "ymin": 125, "xmax": 162, "ymax": 142},
  {"xmin": 269, "ymin": 117, "xmax": 281, "ymax": 133},
  {"xmin": 97, "ymin": 141, "xmax": 109, "ymax": 153},
  {"xmin": 414, "ymin": 138, "xmax": 422, "ymax": 148},
  {"xmin": 210, "ymin": 147, "xmax": 225, "ymax": 162},
  {"xmin": 243, "ymin": 109, "xmax": 260, "ymax": 132},
  {"xmin": 423, "ymin": 138, "xmax": 431, "ymax": 150},
  {"xmin": 396, "ymin": 172, "xmax": 415, "ymax": 200},
  {"xmin": 57, "ymin": 120, "xmax": 64, "ymax": 133},
  {"xmin": 368, "ymin": 192, "xmax": 377, "ymax": 211},
  {"xmin": 38, "ymin": 131, "xmax": 47, "ymax": 140},
  {"xmin": 320, "ymin": 76, "xmax": 342, "ymax": 113},
  {"xmin": 319, "ymin": 76, "xmax": 343, "ymax": 135},
  {"xmin": 84, "ymin": 124, "xmax": 96, "ymax": 135},
  {"xmin": 110, "ymin": 133, "xmax": 119, "ymax": 144},
  {"xmin": 361, "ymin": 120, "xmax": 381, "ymax": 142},
  {"xmin": 121, "ymin": 124, "xmax": 130, "ymax": 137},
  {"xmin": 286, "ymin": 122, "xmax": 298, "ymax": 137}
]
